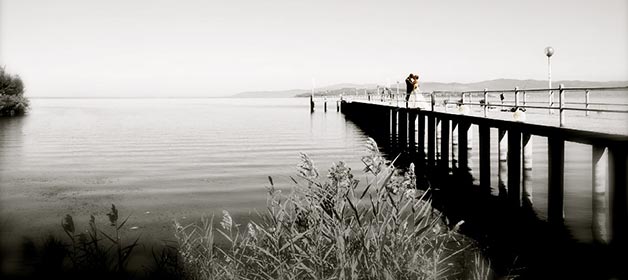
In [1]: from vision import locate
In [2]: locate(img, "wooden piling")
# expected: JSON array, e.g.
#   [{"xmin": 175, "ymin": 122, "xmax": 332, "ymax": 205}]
[
  {"xmin": 498, "ymin": 129, "xmax": 508, "ymax": 197},
  {"xmin": 609, "ymin": 145, "xmax": 628, "ymax": 249},
  {"xmin": 548, "ymin": 136, "xmax": 565, "ymax": 223},
  {"xmin": 458, "ymin": 121, "xmax": 470, "ymax": 170},
  {"xmin": 408, "ymin": 110, "xmax": 417, "ymax": 154},
  {"xmin": 427, "ymin": 115, "xmax": 436, "ymax": 168},
  {"xmin": 441, "ymin": 118, "xmax": 450, "ymax": 173},
  {"xmin": 479, "ymin": 125, "xmax": 491, "ymax": 193},
  {"xmin": 508, "ymin": 128, "xmax": 521, "ymax": 207},
  {"xmin": 522, "ymin": 133, "xmax": 533, "ymax": 206},
  {"xmin": 418, "ymin": 113, "xmax": 426, "ymax": 162},
  {"xmin": 398, "ymin": 109, "xmax": 408, "ymax": 150},
  {"xmin": 592, "ymin": 145, "xmax": 609, "ymax": 242}
]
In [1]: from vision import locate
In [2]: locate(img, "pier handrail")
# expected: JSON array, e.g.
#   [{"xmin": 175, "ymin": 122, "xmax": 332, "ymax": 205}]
[{"xmin": 328, "ymin": 84, "xmax": 628, "ymax": 127}]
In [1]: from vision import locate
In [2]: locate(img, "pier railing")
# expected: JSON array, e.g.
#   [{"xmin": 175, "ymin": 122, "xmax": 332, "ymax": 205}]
[
  {"xmin": 339, "ymin": 98, "xmax": 628, "ymax": 250},
  {"xmin": 328, "ymin": 85, "xmax": 628, "ymax": 127}
]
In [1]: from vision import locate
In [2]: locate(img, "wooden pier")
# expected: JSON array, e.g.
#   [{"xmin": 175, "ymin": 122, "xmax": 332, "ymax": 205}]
[{"xmin": 340, "ymin": 99, "xmax": 628, "ymax": 252}]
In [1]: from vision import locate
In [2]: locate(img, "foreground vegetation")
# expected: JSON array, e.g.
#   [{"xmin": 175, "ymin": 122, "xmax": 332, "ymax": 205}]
[
  {"xmin": 0, "ymin": 67, "xmax": 29, "ymax": 116},
  {"xmin": 17, "ymin": 138, "xmax": 492, "ymax": 279}
]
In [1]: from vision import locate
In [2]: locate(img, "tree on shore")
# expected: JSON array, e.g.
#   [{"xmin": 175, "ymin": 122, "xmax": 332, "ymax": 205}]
[{"xmin": 0, "ymin": 67, "xmax": 29, "ymax": 116}]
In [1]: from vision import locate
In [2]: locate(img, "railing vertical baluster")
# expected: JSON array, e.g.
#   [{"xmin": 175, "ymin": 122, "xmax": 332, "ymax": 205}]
[
  {"xmin": 559, "ymin": 84, "xmax": 565, "ymax": 127},
  {"xmin": 508, "ymin": 128, "xmax": 521, "ymax": 207},
  {"xmin": 585, "ymin": 90, "xmax": 590, "ymax": 117},
  {"xmin": 514, "ymin": 86, "xmax": 519, "ymax": 108},
  {"xmin": 592, "ymin": 145, "xmax": 609, "ymax": 243},
  {"xmin": 483, "ymin": 88, "xmax": 488, "ymax": 117},
  {"xmin": 548, "ymin": 136, "xmax": 565, "ymax": 223},
  {"xmin": 523, "ymin": 90, "xmax": 527, "ymax": 106},
  {"xmin": 479, "ymin": 125, "xmax": 491, "ymax": 194}
]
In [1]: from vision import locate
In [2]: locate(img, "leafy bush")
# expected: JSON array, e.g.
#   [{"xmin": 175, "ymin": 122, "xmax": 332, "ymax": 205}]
[
  {"xmin": 0, "ymin": 67, "xmax": 29, "ymax": 116},
  {"xmin": 175, "ymin": 138, "xmax": 490, "ymax": 279}
]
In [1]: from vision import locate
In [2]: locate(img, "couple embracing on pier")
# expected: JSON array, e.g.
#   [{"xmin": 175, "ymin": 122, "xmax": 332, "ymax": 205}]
[{"xmin": 405, "ymin": 73, "xmax": 427, "ymax": 108}]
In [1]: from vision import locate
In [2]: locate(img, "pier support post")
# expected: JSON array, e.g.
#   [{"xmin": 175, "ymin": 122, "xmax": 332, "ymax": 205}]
[
  {"xmin": 408, "ymin": 110, "xmax": 417, "ymax": 154},
  {"xmin": 479, "ymin": 125, "xmax": 491, "ymax": 194},
  {"xmin": 498, "ymin": 129, "xmax": 508, "ymax": 197},
  {"xmin": 609, "ymin": 145, "xmax": 628, "ymax": 249},
  {"xmin": 508, "ymin": 128, "xmax": 521, "ymax": 207},
  {"xmin": 427, "ymin": 115, "xmax": 436, "ymax": 168},
  {"xmin": 398, "ymin": 109, "xmax": 408, "ymax": 150},
  {"xmin": 390, "ymin": 109, "xmax": 397, "ymax": 148},
  {"xmin": 440, "ymin": 118, "xmax": 450, "ymax": 175},
  {"xmin": 458, "ymin": 121, "xmax": 470, "ymax": 171},
  {"xmin": 418, "ymin": 112, "xmax": 425, "ymax": 162},
  {"xmin": 522, "ymin": 133, "xmax": 533, "ymax": 207},
  {"xmin": 548, "ymin": 136, "xmax": 565, "ymax": 223},
  {"xmin": 592, "ymin": 146, "xmax": 609, "ymax": 243},
  {"xmin": 452, "ymin": 121, "xmax": 459, "ymax": 168}
]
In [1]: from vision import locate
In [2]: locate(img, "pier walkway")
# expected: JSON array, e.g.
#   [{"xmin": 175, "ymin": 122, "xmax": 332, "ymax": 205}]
[{"xmin": 327, "ymin": 85, "xmax": 628, "ymax": 279}]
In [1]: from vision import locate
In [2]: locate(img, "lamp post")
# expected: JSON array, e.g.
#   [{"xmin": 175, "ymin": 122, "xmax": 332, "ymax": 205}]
[{"xmin": 545, "ymin": 46, "xmax": 554, "ymax": 113}]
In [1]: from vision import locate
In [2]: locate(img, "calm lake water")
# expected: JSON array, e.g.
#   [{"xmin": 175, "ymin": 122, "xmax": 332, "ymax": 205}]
[
  {"xmin": 0, "ymin": 96, "xmax": 626, "ymax": 272},
  {"xmin": 0, "ymin": 98, "xmax": 370, "ymax": 271}
]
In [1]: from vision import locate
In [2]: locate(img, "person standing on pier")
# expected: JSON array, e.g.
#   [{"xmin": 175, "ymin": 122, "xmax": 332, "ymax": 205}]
[{"xmin": 405, "ymin": 73, "xmax": 415, "ymax": 107}]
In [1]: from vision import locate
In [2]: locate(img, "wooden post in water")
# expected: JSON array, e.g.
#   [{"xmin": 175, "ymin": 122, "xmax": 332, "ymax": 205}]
[
  {"xmin": 418, "ymin": 113, "xmax": 426, "ymax": 162},
  {"xmin": 608, "ymin": 145, "xmax": 628, "ymax": 249},
  {"xmin": 408, "ymin": 110, "xmax": 417, "ymax": 154},
  {"xmin": 508, "ymin": 128, "xmax": 521, "ymax": 207},
  {"xmin": 398, "ymin": 109, "xmax": 408, "ymax": 150},
  {"xmin": 585, "ymin": 90, "xmax": 590, "ymax": 116},
  {"xmin": 452, "ymin": 121, "xmax": 459, "ymax": 168},
  {"xmin": 592, "ymin": 145, "xmax": 609, "ymax": 242},
  {"xmin": 522, "ymin": 133, "xmax": 533, "ymax": 207},
  {"xmin": 324, "ymin": 97, "xmax": 327, "ymax": 112},
  {"xmin": 431, "ymin": 93, "xmax": 435, "ymax": 111},
  {"xmin": 498, "ymin": 129, "xmax": 508, "ymax": 197},
  {"xmin": 548, "ymin": 136, "xmax": 565, "ymax": 223},
  {"xmin": 479, "ymin": 125, "xmax": 491, "ymax": 193},
  {"xmin": 310, "ymin": 95, "xmax": 315, "ymax": 113},
  {"xmin": 436, "ymin": 119, "xmax": 442, "ymax": 161},
  {"xmin": 458, "ymin": 121, "xmax": 470, "ymax": 171},
  {"xmin": 440, "ymin": 118, "xmax": 450, "ymax": 174},
  {"xmin": 559, "ymin": 84, "xmax": 565, "ymax": 127},
  {"xmin": 390, "ymin": 109, "xmax": 397, "ymax": 148},
  {"xmin": 427, "ymin": 115, "xmax": 436, "ymax": 168}
]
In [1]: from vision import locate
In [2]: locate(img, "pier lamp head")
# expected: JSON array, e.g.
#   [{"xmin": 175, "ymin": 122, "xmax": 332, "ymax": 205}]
[{"xmin": 544, "ymin": 46, "xmax": 554, "ymax": 58}]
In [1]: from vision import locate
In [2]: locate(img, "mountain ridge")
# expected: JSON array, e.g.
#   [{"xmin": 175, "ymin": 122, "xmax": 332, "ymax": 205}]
[{"xmin": 233, "ymin": 79, "xmax": 628, "ymax": 98}]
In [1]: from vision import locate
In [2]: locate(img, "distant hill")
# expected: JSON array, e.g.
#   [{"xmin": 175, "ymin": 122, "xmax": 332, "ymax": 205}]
[{"xmin": 233, "ymin": 79, "xmax": 628, "ymax": 98}]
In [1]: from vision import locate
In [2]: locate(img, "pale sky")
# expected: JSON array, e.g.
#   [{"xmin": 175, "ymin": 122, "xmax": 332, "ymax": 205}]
[{"xmin": 1, "ymin": 0, "xmax": 627, "ymax": 97}]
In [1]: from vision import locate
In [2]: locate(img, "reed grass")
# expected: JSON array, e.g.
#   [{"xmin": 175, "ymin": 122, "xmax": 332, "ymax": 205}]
[{"xmin": 174, "ymin": 138, "xmax": 491, "ymax": 279}]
